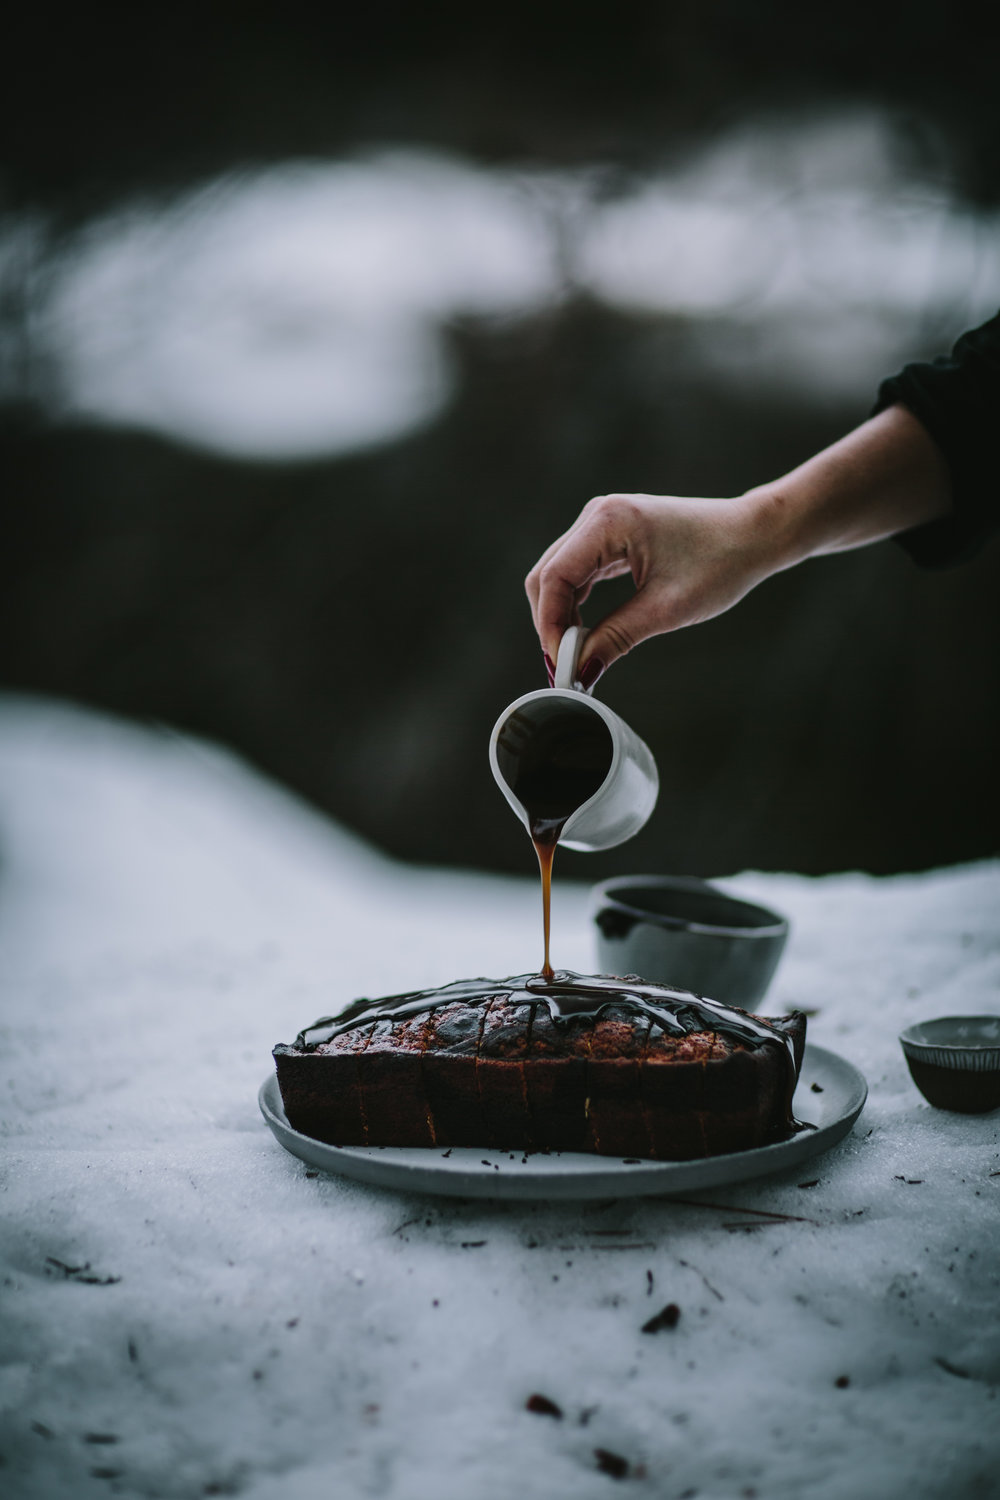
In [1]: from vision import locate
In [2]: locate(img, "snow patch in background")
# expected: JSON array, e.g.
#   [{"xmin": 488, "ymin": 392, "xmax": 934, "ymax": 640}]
[
  {"xmin": 2, "ymin": 112, "xmax": 998, "ymax": 460},
  {"xmin": 0, "ymin": 696, "xmax": 998, "ymax": 1500},
  {"xmin": 30, "ymin": 156, "xmax": 560, "ymax": 461}
]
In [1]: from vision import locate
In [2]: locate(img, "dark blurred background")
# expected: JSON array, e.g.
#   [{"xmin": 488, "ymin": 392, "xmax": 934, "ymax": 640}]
[{"xmin": 2, "ymin": 1, "xmax": 998, "ymax": 880}]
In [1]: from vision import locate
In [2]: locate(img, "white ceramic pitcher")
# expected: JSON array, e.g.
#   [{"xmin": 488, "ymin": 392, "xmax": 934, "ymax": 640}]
[{"xmin": 489, "ymin": 627, "xmax": 659, "ymax": 851}]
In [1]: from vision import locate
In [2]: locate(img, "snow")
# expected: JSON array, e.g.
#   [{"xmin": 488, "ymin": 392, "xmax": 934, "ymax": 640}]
[{"xmin": 1, "ymin": 696, "xmax": 998, "ymax": 1500}]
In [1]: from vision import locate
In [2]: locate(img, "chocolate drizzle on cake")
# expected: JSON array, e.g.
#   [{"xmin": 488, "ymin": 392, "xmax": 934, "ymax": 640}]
[{"xmin": 292, "ymin": 970, "xmax": 797, "ymax": 1065}]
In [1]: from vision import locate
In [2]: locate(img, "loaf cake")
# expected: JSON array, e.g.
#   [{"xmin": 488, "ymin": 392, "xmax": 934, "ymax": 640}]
[{"xmin": 272, "ymin": 971, "xmax": 806, "ymax": 1161}]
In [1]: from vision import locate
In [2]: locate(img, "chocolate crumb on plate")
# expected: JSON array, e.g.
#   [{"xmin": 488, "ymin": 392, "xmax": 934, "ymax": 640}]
[
  {"xmin": 642, "ymin": 1303, "xmax": 681, "ymax": 1333},
  {"xmin": 525, "ymin": 1393, "xmax": 563, "ymax": 1418},
  {"xmin": 594, "ymin": 1448, "xmax": 630, "ymax": 1479}
]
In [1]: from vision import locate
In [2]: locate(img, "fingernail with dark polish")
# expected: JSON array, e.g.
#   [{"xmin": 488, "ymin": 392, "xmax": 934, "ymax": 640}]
[
  {"xmin": 579, "ymin": 656, "xmax": 605, "ymax": 691},
  {"xmin": 543, "ymin": 652, "xmax": 555, "ymax": 686}
]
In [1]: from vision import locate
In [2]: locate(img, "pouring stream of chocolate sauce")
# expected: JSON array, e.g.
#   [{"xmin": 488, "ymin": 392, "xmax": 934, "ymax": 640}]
[{"xmin": 497, "ymin": 698, "xmax": 613, "ymax": 977}]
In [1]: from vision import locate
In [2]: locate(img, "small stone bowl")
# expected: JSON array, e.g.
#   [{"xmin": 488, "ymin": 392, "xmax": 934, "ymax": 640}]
[
  {"xmin": 899, "ymin": 1016, "xmax": 1000, "ymax": 1113},
  {"xmin": 591, "ymin": 874, "xmax": 789, "ymax": 1008}
]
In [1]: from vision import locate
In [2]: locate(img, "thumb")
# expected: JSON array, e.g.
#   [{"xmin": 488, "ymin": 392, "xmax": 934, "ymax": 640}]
[{"xmin": 577, "ymin": 590, "xmax": 670, "ymax": 686}]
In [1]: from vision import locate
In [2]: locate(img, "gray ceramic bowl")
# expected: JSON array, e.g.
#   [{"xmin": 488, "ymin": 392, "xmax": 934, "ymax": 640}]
[
  {"xmin": 899, "ymin": 1016, "xmax": 1000, "ymax": 1113},
  {"xmin": 591, "ymin": 875, "xmax": 789, "ymax": 1008}
]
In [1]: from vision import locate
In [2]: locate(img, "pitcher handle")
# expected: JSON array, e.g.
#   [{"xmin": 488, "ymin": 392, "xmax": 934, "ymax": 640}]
[{"xmin": 554, "ymin": 625, "xmax": 592, "ymax": 692}]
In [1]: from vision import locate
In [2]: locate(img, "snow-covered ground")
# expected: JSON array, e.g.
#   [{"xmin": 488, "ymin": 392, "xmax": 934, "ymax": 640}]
[{"xmin": 1, "ymin": 696, "xmax": 997, "ymax": 1500}]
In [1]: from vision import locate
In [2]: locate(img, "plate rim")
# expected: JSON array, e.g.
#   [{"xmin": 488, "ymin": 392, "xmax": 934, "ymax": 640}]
[{"xmin": 258, "ymin": 1042, "xmax": 867, "ymax": 1200}]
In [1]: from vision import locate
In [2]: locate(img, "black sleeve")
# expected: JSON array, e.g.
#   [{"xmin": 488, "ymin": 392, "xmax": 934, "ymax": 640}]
[{"xmin": 872, "ymin": 310, "xmax": 1000, "ymax": 567}]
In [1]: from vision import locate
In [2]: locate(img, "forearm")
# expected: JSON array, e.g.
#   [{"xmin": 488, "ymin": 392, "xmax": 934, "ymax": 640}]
[{"xmin": 744, "ymin": 403, "xmax": 953, "ymax": 574}]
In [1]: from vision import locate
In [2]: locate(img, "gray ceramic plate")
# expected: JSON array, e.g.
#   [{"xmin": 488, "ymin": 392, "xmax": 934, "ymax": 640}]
[{"xmin": 258, "ymin": 1043, "xmax": 866, "ymax": 1201}]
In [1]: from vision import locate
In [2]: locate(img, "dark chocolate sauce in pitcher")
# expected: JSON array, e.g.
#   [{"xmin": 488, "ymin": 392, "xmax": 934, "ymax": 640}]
[{"xmin": 494, "ymin": 696, "xmax": 613, "ymax": 977}]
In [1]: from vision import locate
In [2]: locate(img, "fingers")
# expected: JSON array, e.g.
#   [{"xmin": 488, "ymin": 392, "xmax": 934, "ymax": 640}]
[
  {"xmin": 574, "ymin": 590, "xmax": 674, "ymax": 683},
  {"xmin": 526, "ymin": 490, "xmax": 761, "ymax": 684},
  {"xmin": 524, "ymin": 510, "xmax": 593, "ymax": 635},
  {"xmin": 525, "ymin": 495, "xmax": 647, "ymax": 668}
]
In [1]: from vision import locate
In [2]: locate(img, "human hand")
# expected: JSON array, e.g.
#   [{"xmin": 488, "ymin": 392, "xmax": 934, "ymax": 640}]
[
  {"xmin": 525, "ymin": 409, "xmax": 953, "ymax": 686},
  {"xmin": 525, "ymin": 491, "xmax": 775, "ymax": 686}
]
